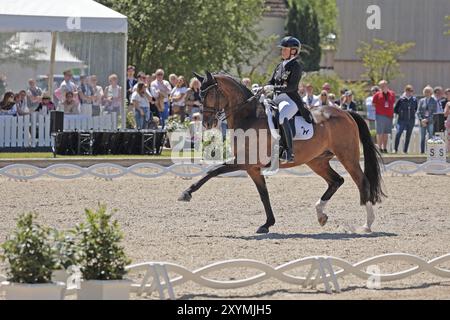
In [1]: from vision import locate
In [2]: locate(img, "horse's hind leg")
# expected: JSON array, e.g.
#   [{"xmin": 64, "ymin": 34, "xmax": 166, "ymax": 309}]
[
  {"xmin": 247, "ymin": 166, "xmax": 275, "ymax": 234},
  {"xmin": 307, "ymin": 158, "xmax": 344, "ymax": 227},
  {"xmin": 178, "ymin": 164, "xmax": 240, "ymax": 201}
]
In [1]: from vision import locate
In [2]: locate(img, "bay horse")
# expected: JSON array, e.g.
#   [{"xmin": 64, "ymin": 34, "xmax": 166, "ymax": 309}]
[{"xmin": 178, "ymin": 71, "xmax": 385, "ymax": 234}]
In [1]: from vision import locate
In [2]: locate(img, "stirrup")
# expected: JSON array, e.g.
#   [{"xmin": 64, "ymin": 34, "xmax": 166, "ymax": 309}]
[{"xmin": 280, "ymin": 150, "xmax": 295, "ymax": 164}]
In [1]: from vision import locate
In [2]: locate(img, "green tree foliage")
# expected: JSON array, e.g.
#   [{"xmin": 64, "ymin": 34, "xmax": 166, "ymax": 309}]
[
  {"xmin": 0, "ymin": 33, "xmax": 46, "ymax": 68},
  {"xmin": 287, "ymin": 0, "xmax": 338, "ymax": 42},
  {"xmin": 286, "ymin": 2, "xmax": 321, "ymax": 72},
  {"xmin": 97, "ymin": 0, "xmax": 266, "ymax": 77},
  {"xmin": 356, "ymin": 39, "xmax": 415, "ymax": 85}
]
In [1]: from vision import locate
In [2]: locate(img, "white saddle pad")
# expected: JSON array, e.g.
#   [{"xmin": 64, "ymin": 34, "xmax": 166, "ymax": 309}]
[{"xmin": 293, "ymin": 116, "xmax": 314, "ymax": 140}]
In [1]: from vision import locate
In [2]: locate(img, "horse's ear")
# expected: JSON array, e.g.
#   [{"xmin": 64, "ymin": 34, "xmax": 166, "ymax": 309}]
[
  {"xmin": 205, "ymin": 71, "xmax": 214, "ymax": 83},
  {"xmin": 193, "ymin": 72, "xmax": 204, "ymax": 83}
]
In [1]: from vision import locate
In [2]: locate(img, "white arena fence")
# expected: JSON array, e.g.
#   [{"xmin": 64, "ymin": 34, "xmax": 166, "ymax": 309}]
[
  {"xmin": 1, "ymin": 253, "xmax": 449, "ymax": 299},
  {"xmin": 0, "ymin": 160, "xmax": 449, "ymax": 181},
  {"xmin": 0, "ymin": 113, "xmax": 117, "ymax": 148}
]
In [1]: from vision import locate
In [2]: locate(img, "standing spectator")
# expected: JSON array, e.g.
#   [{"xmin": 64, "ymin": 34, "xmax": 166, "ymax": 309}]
[
  {"xmin": 26, "ymin": 79, "xmax": 43, "ymax": 111},
  {"xmin": 393, "ymin": 85, "xmax": 418, "ymax": 154},
  {"xmin": 298, "ymin": 83, "xmax": 306, "ymax": 99},
  {"xmin": 131, "ymin": 83, "xmax": 151, "ymax": 130},
  {"xmin": 335, "ymin": 88, "xmax": 348, "ymax": 106},
  {"xmin": 90, "ymin": 75, "xmax": 104, "ymax": 115},
  {"xmin": 373, "ymin": 80, "xmax": 396, "ymax": 153},
  {"xmin": 328, "ymin": 93, "xmax": 337, "ymax": 105},
  {"xmin": 444, "ymin": 102, "xmax": 450, "ymax": 151},
  {"xmin": 169, "ymin": 74, "xmax": 178, "ymax": 88},
  {"xmin": 365, "ymin": 86, "xmax": 379, "ymax": 130},
  {"xmin": 322, "ymin": 83, "xmax": 332, "ymax": 94},
  {"xmin": 79, "ymin": 75, "xmax": 94, "ymax": 105},
  {"xmin": 35, "ymin": 93, "xmax": 56, "ymax": 112},
  {"xmin": 313, "ymin": 90, "xmax": 335, "ymax": 107},
  {"xmin": 170, "ymin": 76, "xmax": 188, "ymax": 122},
  {"xmin": 103, "ymin": 74, "xmax": 123, "ymax": 115},
  {"xmin": 303, "ymin": 83, "xmax": 319, "ymax": 108},
  {"xmin": 433, "ymin": 86, "xmax": 444, "ymax": 112},
  {"xmin": 0, "ymin": 91, "xmax": 17, "ymax": 116},
  {"xmin": 59, "ymin": 70, "xmax": 78, "ymax": 104},
  {"xmin": 417, "ymin": 86, "xmax": 438, "ymax": 154},
  {"xmin": 17, "ymin": 90, "xmax": 30, "ymax": 115},
  {"xmin": 185, "ymin": 77, "xmax": 202, "ymax": 118},
  {"xmin": 151, "ymin": 69, "xmax": 172, "ymax": 128},
  {"xmin": 62, "ymin": 91, "xmax": 79, "ymax": 114},
  {"xmin": 242, "ymin": 78, "xmax": 251, "ymax": 89},
  {"xmin": 341, "ymin": 91, "xmax": 357, "ymax": 112},
  {"xmin": 439, "ymin": 88, "xmax": 450, "ymax": 116},
  {"xmin": 132, "ymin": 71, "xmax": 146, "ymax": 92},
  {"xmin": 126, "ymin": 65, "xmax": 137, "ymax": 105}
]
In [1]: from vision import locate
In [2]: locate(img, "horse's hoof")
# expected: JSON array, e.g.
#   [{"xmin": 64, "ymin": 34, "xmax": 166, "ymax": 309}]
[
  {"xmin": 256, "ymin": 226, "xmax": 270, "ymax": 234},
  {"xmin": 178, "ymin": 191, "xmax": 192, "ymax": 202},
  {"xmin": 362, "ymin": 225, "xmax": 372, "ymax": 233},
  {"xmin": 318, "ymin": 215, "xmax": 328, "ymax": 227}
]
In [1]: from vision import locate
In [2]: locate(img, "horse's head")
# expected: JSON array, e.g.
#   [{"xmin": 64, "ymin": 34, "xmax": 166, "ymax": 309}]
[{"xmin": 194, "ymin": 71, "xmax": 255, "ymax": 130}]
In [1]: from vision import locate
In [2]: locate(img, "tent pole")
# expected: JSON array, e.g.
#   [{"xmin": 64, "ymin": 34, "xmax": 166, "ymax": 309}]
[
  {"xmin": 48, "ymin": 32, "xmax": 57, "ymax": 97},
  {"xmin": 121, "ymin": 32, "xmax": 128, "ymax": 130}
]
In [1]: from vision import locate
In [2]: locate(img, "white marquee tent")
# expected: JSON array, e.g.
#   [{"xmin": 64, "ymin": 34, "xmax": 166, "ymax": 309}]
[{"xmin": 0, "ymin": 0, "xmax": 128, "ymax": 128}]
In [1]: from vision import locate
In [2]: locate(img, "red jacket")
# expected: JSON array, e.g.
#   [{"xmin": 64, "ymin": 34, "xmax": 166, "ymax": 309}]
[{"xmin": 373, "ymin": 90, "xmax": 396, "ymax": 118}]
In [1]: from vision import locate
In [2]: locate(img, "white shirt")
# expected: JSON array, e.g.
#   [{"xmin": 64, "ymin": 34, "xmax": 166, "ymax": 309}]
[
  {"xmin": 282, "ymin": 57, "xmax": 297, "ymax": 68},
  {"xmin": 170, "ymin": 87, "xmax": 187, "ymax": 106},
  {"xmin": 313, "ymin": 100, "xmax": 334, "ymax": 107},
  {"xmin": 131, "ymin": 91, "xmax": 149, "ymax": 109},
  {"xmin": 303, "ymin": 94, "xmax": 319, "ymax": 107},
  {"xmin": 151, "ymin": 80, "xmax": 172, "ymax": 103}
]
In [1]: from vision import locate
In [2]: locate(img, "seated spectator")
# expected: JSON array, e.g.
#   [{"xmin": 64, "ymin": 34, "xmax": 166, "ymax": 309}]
[
  {"xmin": 35, "ymin": 93, "xmax": 56, "ymax": 112},
  {"xmin": 393, "ymin": 85, "xmax": 418, "ymax": 154},
  {"xmin": 170, "ymin": 76, "xmax": 188, "ymax": 122},
  {"xmin": 185, "ymin": 77, "xmax": 202, "ymax": 118},
  {"xmin": 131, "ymin": 83, "xmax": 151, "ymax": 130},
  {"xmin": 417, "ymin": 85, "xmax": 438, "ymax": 154},
  {"xmin": 79, "ymin": 75, "xmax": 94, "ymax": 105},
  {"xmin": 313, "ymin": 90, "xmax": 335, "ymax": 107},
  {"xmin": 62, "ymin": 91, "xmax": 80, "ymax": 114},
  {"xmin": 0, "ymin": 91, "xmax": 17, "ymax": 116},
  {"xmin": 27, "ymin": 79, "xmax": 43, "ymax": 111},
  {"xmin": 340, "ymin": 91, "xmax": 357, "ymax": 112},
  {"xmin": 104, "ymin": 74, "xmax": 122, "ymax": 114}
]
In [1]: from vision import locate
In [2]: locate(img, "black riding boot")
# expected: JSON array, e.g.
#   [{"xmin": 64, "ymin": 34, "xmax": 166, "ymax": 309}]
[{"xmin": 280, "ymin": 118, "xmax": 295, "ymax": 164}]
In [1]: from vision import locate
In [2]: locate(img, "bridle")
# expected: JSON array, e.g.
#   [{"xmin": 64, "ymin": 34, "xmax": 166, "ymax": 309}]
[{"xmin": 200, "ymin": 78, "xmax": 263, "ymax": 128}]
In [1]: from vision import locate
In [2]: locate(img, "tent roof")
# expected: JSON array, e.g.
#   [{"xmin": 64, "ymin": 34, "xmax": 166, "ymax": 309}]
[{"xmin": 0, "ymin": 0, "xmax": 127, "ymax": 33}]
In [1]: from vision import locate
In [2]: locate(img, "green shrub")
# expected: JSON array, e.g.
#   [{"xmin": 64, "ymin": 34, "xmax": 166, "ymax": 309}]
[
  {"xmin": 51, "ymin": 229, "xmax": 77, "ymax": 270},
  {"xmin": 75, "ymin": 205, "xmax": 130, "ymax": 281},
  {"xmin": 0, "ymin": 213, "xmax": 55, "ymax": 284}
]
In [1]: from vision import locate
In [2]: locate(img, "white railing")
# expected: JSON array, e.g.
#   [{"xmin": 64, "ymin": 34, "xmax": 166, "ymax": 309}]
[
  {"xmin": 0, "ymin": 161, "xmax": 448, "ymax": 181},
  {"xmin": 0, "ymin": 113, "xmax": 117, "ymax": 148}
]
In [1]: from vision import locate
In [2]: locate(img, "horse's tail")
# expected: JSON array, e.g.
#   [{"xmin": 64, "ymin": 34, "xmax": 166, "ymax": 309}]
[{"xmin": 348, "ymin": 111, "xmax": 386, "ymax": 204}]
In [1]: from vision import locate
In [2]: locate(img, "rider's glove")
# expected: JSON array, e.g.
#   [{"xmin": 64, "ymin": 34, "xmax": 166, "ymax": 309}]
[{"xmin": 263, "ymin": 85, "xmax": 274, "ymax": 93}]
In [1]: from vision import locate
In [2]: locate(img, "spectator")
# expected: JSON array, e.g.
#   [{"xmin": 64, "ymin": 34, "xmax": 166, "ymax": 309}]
[
  {"xmin": 59, "ymin": 70, "xmax": 78, "ymax": 104},
  {"xmin": 365, "ymin": 86, "xmax": 379, "ymax": 130},
  {"xmin": 169, "ymin": 74, "xmax": 178, "ymax": 88},
  {"xmin": 393, "ymin": 85, "xmax": 418, "ymax": 154},
  {"xmin": 26, "ymin": 79, "xmax": 43, "ymax": 111},
  {"xmin": 303, "ymin": 83, "xmax": 319, "ymax": 108},
  {"xmin": 104, "ymin": 74, "xmax": 122, "ymax": 115},
  {"xmin": 322, "ymin": 83, "xmax": 332, "ymax": 94},
  {"xmin": 132, "ymin": 72, "xmax": 146, "ymax": 92},
  {"xmin": 242, "ymin": 78, "xmax": 251, "ymax": 89},
  {"xmin": 0, "ymin": 91, "xmax": 17, "ymax": 116},
  {"xmin": 444, "ymin": 102, "xmax": 450, "ymax": 150},
  {"xmin": 373, "ymin": 80, "xmax": 396, "ymax": 153},
  {"xmin": 417, "ymin": 85, "xmax": 438, "ymax": 154},
  {"xmin": 90, "ymin": 75, "xmax": 104, "ymax": 115},
  {"xmin": 79, "ymin": 75, "xmax": 94, "ymax": 105},
  {"xmin": 313, "ymin": 90, "xmax": 335, "ymax": 107},
  {"xmin": 62, "ymin": 91, "xmax": 79, "ymax": 114},
  {"xmin": 328, "ymin": 93, "xmax": 337, "ymax": 105},
  {"xmin": 185, "ymin": 77, "xmax": 202, "ymax": 118},
  {"xmin": 170, "ymin": 76, "xmax": 188, "ymax": 122},
  {"xmin": 35, "ymin": 92, "xmax": 56, "ymax": 112},
  {"xmin": 298, "ymin": 83, "xmax": 306, "ymax": 99},
  {"xmin": 341, "ymin": 91, "xmax": 357, "ymax": 112},
  {"xmin": 440, "ymin": 88, "xmax": 450, "ymax": 118},
  {"xmin": 131, "ymin": 83, "xmax": 151, "ymax": 130},
  {"xmin": 151, "ymin": 69, "xmax": 172, "ymax": 128},
  {"xmin": 126, "ymin": 65, "xmax": 137, "ymax": 105},
  {"xmin": 433, "ymin": 86, "xmax": 444, "ymax": 112},
  {"xmin": 335, "ymin": 88, "xmax": 348, "ymax": 106},
  {"xmin": 17, "ymin": 90, "xmax": 30, "ymax": 115}
]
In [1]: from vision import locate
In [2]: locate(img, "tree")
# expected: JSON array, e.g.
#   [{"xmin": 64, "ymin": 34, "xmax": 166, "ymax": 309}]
[
  {"xmin": 356, "ymin": 39, "xmax": 415, "ymax": 85},
  {"xmin": 97, "ymin": 0, "xmax": 266, "ymax": 78},
  {"xmin": 0, "ymin": 33, "xmax": 45, "ymax": 68},
  {"xmin": 286, "ymin": 2, "xmax": 321, "ymax": 72}
]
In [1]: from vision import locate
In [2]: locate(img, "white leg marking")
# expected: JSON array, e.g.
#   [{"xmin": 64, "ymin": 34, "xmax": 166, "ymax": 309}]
[
  {"xmin": 363, "ymin": 203, "xmax": 375, "ymax": 232},
  {"xmin": 315, "ymin": 200, "xmax": 329, "ymax": 226}
]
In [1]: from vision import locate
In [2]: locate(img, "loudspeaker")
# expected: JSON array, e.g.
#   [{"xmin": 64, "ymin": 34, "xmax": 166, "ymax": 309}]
[{"xmin": 50, "ymin": 111, "xmax": 64, "ymax": 133}]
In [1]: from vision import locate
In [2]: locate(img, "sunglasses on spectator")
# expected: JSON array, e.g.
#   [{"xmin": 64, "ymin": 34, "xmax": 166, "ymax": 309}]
[{"xmin": 321, "ymin": 94, "xmax": 327, "ymax": 97}]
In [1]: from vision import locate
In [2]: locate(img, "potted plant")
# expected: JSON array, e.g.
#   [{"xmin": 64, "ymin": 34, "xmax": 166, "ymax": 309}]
[
  {"xmin": 51, "ymin": 229, "xmax": 77, "ymax": 284},
  {"xmin": 0, "ymin": 213, "xmax": 65, "ymax": 300},
  {"xmin": 166, "ymin": 115, "xmax": 191, "ymax": 148},
  {"xmin": 75, "ymin": 205, "xmax": 131, "ymax": 300}
]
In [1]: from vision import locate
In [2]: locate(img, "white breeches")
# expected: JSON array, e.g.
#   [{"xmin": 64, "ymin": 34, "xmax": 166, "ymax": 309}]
[{"xmin": 274, "ymin": 93, "xmax": 298, "ymax": 124}]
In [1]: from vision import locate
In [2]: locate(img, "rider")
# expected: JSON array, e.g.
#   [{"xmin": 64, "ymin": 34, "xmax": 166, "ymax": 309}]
[{"xmin": 264, "ymin": 36, "xmax": 313, "ymax": 164}]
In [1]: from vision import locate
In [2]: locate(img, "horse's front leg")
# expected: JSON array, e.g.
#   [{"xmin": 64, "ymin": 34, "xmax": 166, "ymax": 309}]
[
  {"xmin": 178, "ymin": 164, "xmax": 241, "ymax": 202},
  {"xmin": 247, "ymin": 167, "xmax": 275, "ymax": 234}
]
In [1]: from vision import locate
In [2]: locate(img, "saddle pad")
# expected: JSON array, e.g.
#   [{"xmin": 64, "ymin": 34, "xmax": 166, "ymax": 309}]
[{"xmin": 293, "ymin": 116, "xmax": 314, "ymax": 140}]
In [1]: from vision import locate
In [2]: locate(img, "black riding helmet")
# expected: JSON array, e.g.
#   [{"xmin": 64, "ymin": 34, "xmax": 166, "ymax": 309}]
[{"xmin": 278, "ymin": 36, "xmax": 301, "ymax": 49}]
